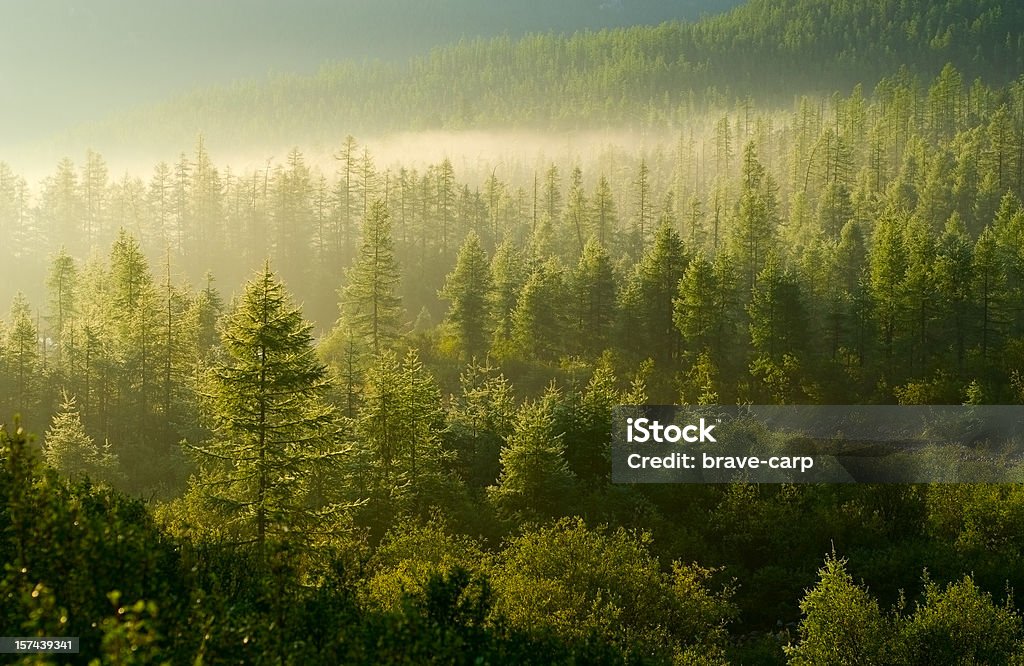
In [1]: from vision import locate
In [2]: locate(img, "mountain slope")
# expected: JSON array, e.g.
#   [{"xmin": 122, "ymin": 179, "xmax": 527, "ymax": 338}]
[
  {"xmin": 50, "ymin": 0, "xmax": 1024, "ymax": 154},
  {"xmin": 0, "ymin": 0, "xmax": 739, "ymax": 148}
]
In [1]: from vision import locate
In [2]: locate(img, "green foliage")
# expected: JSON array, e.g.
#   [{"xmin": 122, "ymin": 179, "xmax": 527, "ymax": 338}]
[
  {"xmin": 6, "ymin": 9, "xmax": 1024, "ymax": 661},
  {"xmin": 489, "ymin": 388, "xmax": 576, "ymax": 520},
  {"xmin": 491, "ymin": 518, "xmax": 735, "ymax": 662},
  {"xmin": 570, "ymin": 237, "xmax": 618, "ymax": 359},
  {"xmin": 899, "ymin": 574, "xmax": 1022, "ymax": 664},
  {"xmin": 619, "ymin": 223, "xmax": 689, "ymax": 371},
  {"xmin": 440, "ymin": 231, "xmax": 494, "ymax": 361},
  {"xmin": 190, "ymin": 265, "xmax": 341, "ymax": 548},
  {"xmin": 509, "ymin": 259, "xmax": 569, "ymax": 362},
  {"xmin": 786, "ymin": 555, "xmax": 895, "ymax": 665},
  {"xmin": 447, "ymin": 360, "xmax": 516, "ymax": 489},
  {"xmin": 789, "ymin": 553, "xmax": 1024, "ymax": 665},
  {"xmin": 362, "ymin": 519, "xmax": 488, "ymax": 612},
  {"xmin": 43, "ymin": 392, "xmax": 121, "ymax": 485},
  {"xmin": 338, "ymin": 199, "xmax": 403, "ymax": 354},
  {"xmin": 347, "ymin": 349, "xmax": 469, "ymax": 535}
]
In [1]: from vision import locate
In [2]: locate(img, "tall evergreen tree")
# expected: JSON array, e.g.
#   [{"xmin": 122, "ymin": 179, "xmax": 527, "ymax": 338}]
[
  {"xmin": 510, "ymin": 259, "xmax": 568, "ymax": 362},
  {"xmin": 339, "ymin": 199, "xmax": 403, "ymax": 354},
  {"xmin": 489, "ymin": 387, "xmax": 575, "ymax": 520},
  {"xmin": 439, "ymin": 231, "xmax": 493, "ymax": 361},
  {"xmin": 619, "ymin": 223, "xmax": 689, "ymax": 368},
  {"xmin": 730, "ymin": 141, "xmax": 779, "ymax": 291},
  {"xmin": 1, "ymin": 294, "xmax": 40, "ymax": 419},
  {"xmin": 570, "ymin": 238, "xmax": 617, "ymax": 359},
  {"xmin": 191, "ymin": 265, "xmax": 340, "ymax": 549}
]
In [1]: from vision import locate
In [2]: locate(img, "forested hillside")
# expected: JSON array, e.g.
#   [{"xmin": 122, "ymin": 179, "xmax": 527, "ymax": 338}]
[
  {"xmin": 63, "ymin": 0, "xmax": 1024, "ymax": 153},
  {"xmin": 1, "ymin": 0, "xmax": 740, "ymax": 147},
  {"xmin": 4, "ymin": 0, "xmax": 1024, "ymax": 663}
]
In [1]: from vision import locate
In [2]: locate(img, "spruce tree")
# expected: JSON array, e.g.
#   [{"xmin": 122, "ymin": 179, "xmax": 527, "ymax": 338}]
[
  {"xmin": 2, "ymin": 294, "xmax": 39, "ymax": 419},
  {"xmin": 510, "ymin": 259, "xmax": 568, "ymax": 362},
  {"xmin": 44, "ymin": 392, "xmax": 120, "ymax": 484},
  {"xmin": 192, "ymin": 265, "xmax": 340, "ymax": 549},
  {"xmin": 439, "ymin": 231, "xmax": 493, "ymax": 361},
  {"xmin": 571, "ymin": 237, "xmax": 617, "ymax": 359},
  {"xmin": 489, "ymin": 388, "xmax": 575, "ymax": 519},
  {"xmin": 338, "ymin": 199, "xmax": 403, "ymax": 354}
]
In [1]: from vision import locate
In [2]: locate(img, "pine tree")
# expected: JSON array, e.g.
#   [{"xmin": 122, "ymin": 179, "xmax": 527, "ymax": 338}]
[
  {"xmin": 439, "ymin": 231, "xmax": 493, "ymax": 361},
  {"xmin": 46, "ymin": 249, "xmax": 77, "ymax": 368},
  {"xmin": 489, "ymin": 240, "xmax": 527, "ymax": 352},
  {"xmin": 2, "ymin": 294, "xmax": 40, "ymax": 419},
  {"xmin": 271, "ymin": 147, "xmax": 314, "ymax": 285},
  {"xmin": 632, "ymin": 159, "xmax": 653, "ymax": 254},
  {"xmin": 348, "ymin": 349, "xmax": 455, "ymax": 529},
  {"xmin": 591, "ymin": 175, "xmax": 617, "ymax": 247},
  {"xmin": 870, "ymin": 211, "xmax": 908, "ymax": 377},
  {"xmin": 333, "ymin": 135, "xmax": 361, "ymax": 262},
  {"xmin": 510, "ymin": 259, "xmax": 568, "ymax": 362},
  {"xmin": 448, "ymin": 360, "xmax": 516, "ymax": 488},
  {"xmin": 934, "ymin": 215, "xmax": 974, "ymax": 373},
  {"xmin": 564, "ymin": 165, "xmax": 588, "ymax": 256},
  {"xmin": 191, "ymin": 265, "xmax": 340, "ymax": 549},
  {"xmin": 43, "ymin": 392, "xmax": 120, "ymax": 484},
  {"xmin": 109, "ymin": 230, "xmax": 161, "ymax": 440},
  {"xmin": 972, "ymin": 226, "xmax": 1007, "ymax": 367},
  {"xmin": 570, "ymin": 238, "xmax": 617, "ymax": 358},
  {"xmin": 619, "ymin": 223, "xmax": 689, "ymax": 367},
  {"xmin": 730, "ymin": 141, "xmax": 779, "ymax": 291},
  {"xmin": 674, "ymin": 250, "xmax": 727, "ymax": 362},
  {"xmin": 489, "ymin": 388, "xmax": 575, "ymax": 519},
  {"xmin": 81, "ymin": 150, "xmax": 109, "ymax": 247},
  {"xmin": 437, "ymin": 158, "xmax": 456, "ymax": 256},
  {"xmin": 748, "ymin": 254, "xmax": 808, "ymax": 402},
  {"xmin": 339, "ymin": 199, "xmax": 403, "ymax": 354}
]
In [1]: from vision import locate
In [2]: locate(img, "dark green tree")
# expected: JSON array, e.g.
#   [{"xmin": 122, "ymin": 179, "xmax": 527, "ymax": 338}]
[
  {"xmin": 191, "ymin": 265, "xmax": 340, "ymax": 549},
  {"xmin": 569, "ymin": 238, "xmax": 617, "ymax": 359},
  {"xmin": 488, "ymin": 388, "xmax": 575, "ymax": 520},
  {"xmin": 509, "ymin": 259, "xmax": 568, "ymax": 362},
  {"xmin": 439, "ymin": 231, "xmax": 493, "ymax": 361},
  {"xmin": 338, "ymin": 199, "xmax": 403, "ymax": 354}
]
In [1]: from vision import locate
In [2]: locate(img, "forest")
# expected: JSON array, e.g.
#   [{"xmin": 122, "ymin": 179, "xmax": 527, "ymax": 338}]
[
  {"xmin": 63, "ymin": 0, "xmax": 1024, "ymax": 155},
  {"xmin": 4, "ymin": 0, "xmax": 1024, "ymax": 663}
]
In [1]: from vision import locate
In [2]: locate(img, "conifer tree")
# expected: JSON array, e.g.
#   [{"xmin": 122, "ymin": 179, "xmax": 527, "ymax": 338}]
[
  {"xmin": 448, "ymin": 360, "xmax": 516, "ymax": 488},
  {"xmin": 191, "ymin": 265, "xmax": 340, "ymax": 549},
  {"xmin": 510, "ymin": 259, "xmax": 568, "ymax": 362},
  {"xmin": 439, "ymin": 231, "xmax": 493, "ymax": 361},
  {"xmin": 619, "ymin": 223, "xmax": 689, "ymax": 367},
  {"xmin": 972, "ymin": 226, "xmax": 1008, "ymax": 366},
  {"xmin": 44, "ymin": 392, "xmax": 120, "ymax": 484},
  {"xmin": 339, "ymin": 199, "xmax": 403, "ymax": 354},
  {"xmin": 730, "ymin": 142, "xmax": 779, "ymax": 292},
  {"xmin": 570, "ymin": 238, "xmax": 617, "ymax": 358},
  {"xmin": 674, "ymin": 251, "xmax": 720, "ymax": 359},
  {"xmin": 489, "ymin": 388, "xmax": 575, "ymax": 519},
  {"xmin": 489, "ymin": 240, "xmax": 526, "ymax": 349},
  {"xmin": 591, "ymin": 175, "xmax": 617, "ymax": 247},
  {"xmin": 348, "ymin": 349, "xmax": 456, "ymax": 530},
  {"xmin": 2, "ymin": 294, "xmax": 40, "ymax": 419},
  {"xmin": 748, "ymin": 254, "xmax": 808, "ymax": 402},
  {"xmin": 46, "ymin": 249, "xmax": 77, "ymax": 367}
]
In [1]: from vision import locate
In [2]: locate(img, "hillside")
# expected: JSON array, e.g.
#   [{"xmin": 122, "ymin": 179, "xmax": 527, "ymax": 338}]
[
  {"xmin": 55, "ymin": 0, "xmax": 1024, "ymax": 155},
  {"xmin": 0, "ymin": 0, "xmax": 739, "ymax": 150}
]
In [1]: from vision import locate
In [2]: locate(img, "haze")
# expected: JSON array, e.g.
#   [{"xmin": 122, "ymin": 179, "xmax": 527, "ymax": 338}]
[{"xmin": 0, "ymin": 0, "xmax": 737, "ymax": 153}]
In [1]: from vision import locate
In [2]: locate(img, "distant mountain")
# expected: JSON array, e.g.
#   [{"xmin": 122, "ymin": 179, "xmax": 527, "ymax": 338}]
[{"xmin": 0, "ymin": 0, "xmax": 738, "ymax": 147}]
